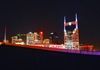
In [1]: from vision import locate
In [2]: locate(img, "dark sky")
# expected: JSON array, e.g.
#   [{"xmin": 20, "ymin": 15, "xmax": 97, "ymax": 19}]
[{"xmin": 0, "ymin": 0, "xmax": 100, "ymax": 48}]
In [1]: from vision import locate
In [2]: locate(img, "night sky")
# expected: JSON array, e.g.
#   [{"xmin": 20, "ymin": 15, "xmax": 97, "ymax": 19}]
[{"xmin": 0, "ymin": 0, "xmax": 100, "ymax": 49}]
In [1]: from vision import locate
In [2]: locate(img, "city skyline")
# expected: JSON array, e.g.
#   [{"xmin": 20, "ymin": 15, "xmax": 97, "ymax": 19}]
[{"xmin": 0, "ymin": 0, "xmax": 100, "ymax": 49}]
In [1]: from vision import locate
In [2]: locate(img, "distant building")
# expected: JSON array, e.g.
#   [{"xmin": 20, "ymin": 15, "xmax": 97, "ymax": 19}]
[
  {"xmin": 26, "ymin": 32, "xmax": 34, "ymax": 45},
  {"xmin": 43, "ymin": 39, "xmax": 50, "ymax": 44},
  {"xmin": 11, "ymin": 36, "xmax": 18, "ymax": 44},
  {"xmin": 11, "ymin": 36, "xmax": 25, "ymax": 45},
  {"xmin": 39, "ymin": 31, "xmax": 44, "ymax": 43},
  {"xmin": 14, "ymin": 38, "xmax": 25, "ymax": 45},
  {"xmin": 64, "ymin": 14, "xmax": 79, "ymax": 50},
  {"xmin": 33, "ymin": 32, "xmax": 40, "ymax": 44},
  {"xmin": 26, "ymin": 32, "xmax": 42, "ymax": 45}
]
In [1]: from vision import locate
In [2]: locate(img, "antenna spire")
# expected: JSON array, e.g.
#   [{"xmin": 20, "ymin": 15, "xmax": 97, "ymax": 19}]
[
  {"xmin": 4, "ymin": 26, "xmax": 7, "ymax": 43},
  {"xmin": 75, "ymin": 13, "xmax": 78, "ymax": 29},
  {"xmin": 75, "ymin": 13, "xmax": 78, "ymax": 22},
  {"xmin": 64, "ymin": 16, "xmax": 66, "ymax": 22},
  {"xmin": 64, "ymin": 16, "xmax": 66, "ymax": 32}
]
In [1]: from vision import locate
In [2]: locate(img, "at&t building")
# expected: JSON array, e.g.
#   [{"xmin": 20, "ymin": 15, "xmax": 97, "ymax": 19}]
[{"xmin": 64, "ymin": 14, "xmax": 79, "ymax": 50}]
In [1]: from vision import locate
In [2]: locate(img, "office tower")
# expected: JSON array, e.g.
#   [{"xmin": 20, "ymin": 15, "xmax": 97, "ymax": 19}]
[
  {"xmin": 26, "ymin": 32, "xmax": 34, "ymax": 45},
  {"xmin": 64, "ymin": 14, "xmax": 79, "ymax": 50}
]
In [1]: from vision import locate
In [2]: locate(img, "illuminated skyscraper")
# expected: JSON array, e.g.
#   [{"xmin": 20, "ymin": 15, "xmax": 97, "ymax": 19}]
[
  {"xmin": 39, "ymin": 31, "xmax": 43, "ymax": 43},
  {"xmin": 26, "ymin": 32, "xmax": 34, "ymax": 45},
  {"xmin": 33, "ymin": 32, "xmax": 40, "ymax": 44},
  {"xmin": 26, "ymin": 32, "xmax": 40, "ymax": 45},
  {"xmin": 64, "ymin": 14, "xmax": 79, "ymax": 50}
]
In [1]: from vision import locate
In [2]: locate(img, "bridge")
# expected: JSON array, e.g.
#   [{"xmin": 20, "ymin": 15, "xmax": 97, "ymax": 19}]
[{"xmin": 0, "ymin": 42, "xmax": 99, "ymax": 56}]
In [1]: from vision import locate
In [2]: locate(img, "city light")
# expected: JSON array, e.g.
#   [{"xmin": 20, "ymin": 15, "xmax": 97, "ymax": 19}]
[
  {"xmin": 40, "ymin": 31, "xmax": 43, "ymax": 34},
  {"xmin": 1, "ymin": 14, "xmax": 95, "ymax": 52}
]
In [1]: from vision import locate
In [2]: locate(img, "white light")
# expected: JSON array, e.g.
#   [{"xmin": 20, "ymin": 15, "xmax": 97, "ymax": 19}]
[
  {"xmin": 29, "ymin": 32, "xmax": 32, "ymax": 33},
  {"xmin": 15, "ymin": 42, "xmax": 25, "ymax": 45},
  {"xmin": 50, "ymin": 32, "xmax": 54, "ymax": 35},
  {"xmin": 73, "ymin": 29, "xmax": 76, "ymax": 34},
  {"xmin": 68, "ymin": 22, "xmax": 72, "ymax": 26}
]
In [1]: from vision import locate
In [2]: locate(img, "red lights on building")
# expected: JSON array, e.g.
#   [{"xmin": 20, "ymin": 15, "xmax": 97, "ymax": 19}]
[
  {"xmin": 40, "ymin": 31, "xmax": 43, "ymax": 35},
  {"xmin": 39, "ymin": 31, "xmax": 44, "ymax": 43},
  {"xmin": 80, "ymin": 45, "xmax": 95, "ymax": 51}
]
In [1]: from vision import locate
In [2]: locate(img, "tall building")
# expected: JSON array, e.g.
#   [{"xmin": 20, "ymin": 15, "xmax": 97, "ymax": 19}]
[
  {"xmin": 33, "ymin": 32, "xmax": 40, "ymax": 44},
  {"xmin": 26, "ymin": 32, "xmax": 40, "ymax": 45},
  {"xmin": 39, "ymin": 31, "xmax": 44, "ymax": 43},
  {"xmin": 64, "ymin": 14, "xmax": 79, "ymax": 50},
  {"xmin": 26, "ymin": 32, "xmax": 34, "ymax": 45}
]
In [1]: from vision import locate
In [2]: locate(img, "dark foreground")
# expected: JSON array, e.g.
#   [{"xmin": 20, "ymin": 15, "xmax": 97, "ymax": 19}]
[{"xmin": 0, "ymin": 44, "xmax": 100, "ymax": 70}]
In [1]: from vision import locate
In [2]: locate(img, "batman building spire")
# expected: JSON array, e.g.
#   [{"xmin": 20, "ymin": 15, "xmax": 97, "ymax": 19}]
[
  {"xmin": 64, "ymin": 16, "xmax": 66, "ymax": 33},
  {"xmin": 75, "ymin": 13, "xmax": 78, "ymax": 22}
]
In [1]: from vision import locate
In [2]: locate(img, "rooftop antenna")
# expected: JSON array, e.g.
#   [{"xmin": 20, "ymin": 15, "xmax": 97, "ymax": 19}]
[
  {"xmin": 4, "ymin": 26, "xmax": 7, "ymax": 43},
  {"xmin": 75, "ymin": 13, "xmax": 78, "ymax": 22},
  {"xmin": 64, "ymin": 16, "xmax": 66, "ymax": 32}
]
